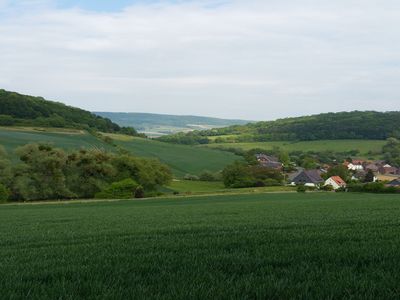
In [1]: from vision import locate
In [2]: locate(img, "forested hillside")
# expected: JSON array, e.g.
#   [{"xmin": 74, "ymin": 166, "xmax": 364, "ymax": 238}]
[
  {"xmin": 158, "ymin": 111, "xmax": 400, "ymax": 145},
  {"xmin": 0, "ymin": 89, "xmax": 139, "ymax": 135}
]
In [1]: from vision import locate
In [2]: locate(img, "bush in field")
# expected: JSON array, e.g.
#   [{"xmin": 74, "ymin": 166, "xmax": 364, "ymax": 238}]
[
  {"xmin": 4, "ymin": 143, "xmax": 172, "ymax": 201},
  {"xmin": 0, "ymin": 183, "xmax": 9, "ymax": 202},
  {"xmin": 222, "ymin": 161, "xmax": 283, "ymax": 188},
  {"xmin": 297, "ymin": 185, "xmax": 307, "ymax": 193},
  {"xmin": 322, "ymin": 184, "xmax": 334, "ymax": 191},
  {"xmin": 184, "ymin": 174, "xmax": 200, "ymax": 181},
  {"xmin": 199, "ymin": 171, "xmax": 217, "ymax": 182},
  {"xmin": 95, "ymin": 179, "xmax": 138, "ymax": 199},
  {"xmin": 134, "ymin": 185, "xmax": 145, "ymax": 199}
]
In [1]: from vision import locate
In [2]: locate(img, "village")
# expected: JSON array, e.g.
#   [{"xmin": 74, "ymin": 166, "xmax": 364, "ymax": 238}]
[{"xmin": 256, "ymin": 154, "xmax": 400, "ymax": 190}]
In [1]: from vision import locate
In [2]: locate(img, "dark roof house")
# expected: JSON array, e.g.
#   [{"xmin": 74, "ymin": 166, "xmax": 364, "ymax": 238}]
[
  {"xmin": 291, "ymin": 170, "xmax": 324, "ymax": 186},
  {"xmin": 388, "ymin": 179, "xmax": 400, "ymax": 187}
]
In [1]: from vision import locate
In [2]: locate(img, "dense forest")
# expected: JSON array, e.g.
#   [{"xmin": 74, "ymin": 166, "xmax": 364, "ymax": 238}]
[
  {"xmin": 0, "ymin": 89, "xmax": 140, "ymax": 136},
  {"xmin": 158, "ymin": 111, "xmax": 400, "ymax": 145}
]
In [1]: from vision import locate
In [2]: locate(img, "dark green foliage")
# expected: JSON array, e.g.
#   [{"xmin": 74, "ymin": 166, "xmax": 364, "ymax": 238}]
[
  {"xmin": 222, "ymin": 161, "xmax": 283, "ymax": 188},
  {"xmin": 13, "ymin": 144, "xmax": 75, "ymax": 201},
  {"xmin": 324, "ymin": 165, "xmax": 351, "ymax": 182},
  {"xmin": 134, "ymin": 185, "xmax": 145, "ymax": 198},
  {"xmin": 0, "ymin": 89, "xmax": 139, "ymax": 136},
  {"xmin": 297, "ymin": 185, "xmax": 307, "ymax": 193},
  {"xmin": 1, "ymin": 193, "xmax": 400, "ymax": 299},
  {"xmin": 0, "ymin": 183, "xmax": 9, "ymax": 202},
  {"xmin": 158, "ymin": 111, "xmax": 400, "ymax": 144},
  {"xmin": 364, "ymin": 169, "xmax": 376, "ymax": 183},
  {"xmin": 95, "ymin": 179, "xmax": 138, "ymax": 199},
  {"xmin": 2, "ymin": 143, "xmax": 172, "ymax": 201},
  {"xmin": 199, "ymin": 171, "xmax": 218, "ymax": 181},
  {"xmin": 382, "ymin": 138, "xmax": 400, "ymax": 167},
  {"xmin": 347, "ymin": 182, "xmax": 400, "ymax": 193}
]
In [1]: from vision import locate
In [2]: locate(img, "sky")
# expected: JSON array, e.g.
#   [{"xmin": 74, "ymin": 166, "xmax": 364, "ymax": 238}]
[{"xmin": 0, "ymin": 0, "xmax": 399, "ymax": 120}]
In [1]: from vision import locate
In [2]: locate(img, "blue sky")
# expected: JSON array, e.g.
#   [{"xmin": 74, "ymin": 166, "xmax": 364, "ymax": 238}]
[{"xmin": 0, "ymin": 0, "xmax": 399, "ymax": 120}]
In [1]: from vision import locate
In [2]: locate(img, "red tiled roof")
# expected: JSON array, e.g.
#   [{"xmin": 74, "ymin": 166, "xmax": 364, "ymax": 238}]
[{"xmin": 331, "ymin": 176, "xmax": 346, "ymax": 185}]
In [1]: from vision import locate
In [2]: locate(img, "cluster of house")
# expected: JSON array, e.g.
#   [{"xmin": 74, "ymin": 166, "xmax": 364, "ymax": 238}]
[{"xmin": 256, "ymin": 154, "xmax": 400, "ymax": 190}]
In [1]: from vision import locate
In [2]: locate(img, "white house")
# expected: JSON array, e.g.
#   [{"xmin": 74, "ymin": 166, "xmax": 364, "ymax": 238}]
[{"xmin": 324, "ymin": 176, "xmax": 347, "ymax": 190}]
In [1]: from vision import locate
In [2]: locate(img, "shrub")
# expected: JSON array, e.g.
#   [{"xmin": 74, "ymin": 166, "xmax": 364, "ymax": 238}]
[
  {"xmin": 134, "ymin": 185, "xmax": 145, "ymax": 199},
  {"xmin": 264, "ymin": 179, "xmax": 282, "ymax": 186},
  {"xmin": 0, "ymin": 184, "xmax": 10, "ymax": 203},
  {"xmin": 322, "ymin": 184, "xmax": 334, "ymax": 191},
  {"xmin": 199, "ymin": 171, "xmax": 217, "ymax": 182},
  {"xmin": 184, "ymin": 174, "xmax": 200, "ymax": 181},
  {"xmin": 95, "ymin": 178, "xmax": 138, "ymax": 199},
  {"xmin": 297, "ymin": 185, "xmax": 307, "ymax": 193}
]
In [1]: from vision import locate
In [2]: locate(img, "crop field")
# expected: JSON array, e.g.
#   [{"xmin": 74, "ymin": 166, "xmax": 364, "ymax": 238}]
[
  {"xmin": 166, "ymin": 180, "xmax": 295, "ymax": 195},
  {"xmin": 1, "ymin": 193, "xmax": 400, "ymax": 299},
  {"xmin": 0, "ymin": 127, "xmax": 115, "ymax": 157},
  {"xmin": 204, "ymin": 139, "xmax": 386, "ymax": 155},
  {"xmin": 114, "ymin": 137, "xmax": 240, "ymax": 177},
  {"xmin": 0, "ymin": 128, "xmax": 239, "ymax": 177}
]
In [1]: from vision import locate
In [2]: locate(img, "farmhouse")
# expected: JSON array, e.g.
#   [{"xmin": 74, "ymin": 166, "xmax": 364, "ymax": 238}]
[
  {"xmin": 324, "ymin": 176, "xmax": 346, "ymax": 190},
  {"xmin": 378, "ymin": 165, "xmax": 399, "ymax": 175},
  {"xmin": 291, "ymin": 170, "xmax": 324, "ymax": 187},
  {"xmin": 256, "ymin": 154, "xmax": 283, "ymax": 170}
]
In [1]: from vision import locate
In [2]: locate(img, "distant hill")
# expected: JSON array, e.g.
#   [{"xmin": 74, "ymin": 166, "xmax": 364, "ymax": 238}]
[
  {"xmin": 94, "ymin": 112, "xmax": 251, "ymax": 137},
  {"xmin": 157, "ymin": 111, "xmax": 400, "ymax": 145},
  {"xmin": 0, "ymin": 89, "xmax": 139, "ymax": 136}
]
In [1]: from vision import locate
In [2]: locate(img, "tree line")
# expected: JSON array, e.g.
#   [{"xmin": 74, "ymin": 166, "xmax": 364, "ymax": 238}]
[
  {"xmin": 0, "ymin": 89, "xmax": 143, "ymax": 136},
  {"xmin": 157, "ymin": 111, "xmax": 400, "ymax": 145},
  {"xmin": 0, "ymin": 144, "xmax": 172, "ymax": 202}
]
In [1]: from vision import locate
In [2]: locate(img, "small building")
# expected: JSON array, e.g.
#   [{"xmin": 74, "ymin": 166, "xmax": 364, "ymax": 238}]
[
  {"xmin": 344, "ymin": 161, "xmax": 364, "ymax": 171},
  {"xmin": 256, "ymin": 154, "xmax": 283, "ymax": 170},
  {"xmin": 364, "ymin": 163, "xmax": 379, "ymax": 173},
  {"xmin": 324, "ymin": 176, "xmax": 346, "ymax": 190},
  {"xmin": 378, "ymin": 166, "xmax": 399, "ymax": 175},
  {"xmin": 291, "ymin": 170, "xmax": 324, "ymax": 187}
]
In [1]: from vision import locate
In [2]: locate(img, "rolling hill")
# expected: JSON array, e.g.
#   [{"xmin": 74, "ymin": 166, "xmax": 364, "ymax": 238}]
[
  {"xmin": 158, "ymin": 111, "xmax": 400, "ymax": 145},
  {"xmin": 0, "ymin": 89, "xmax": 138, "ymax": 136},
  {"xmin": 95, "ymin": 112, "xmax": 251, "ymax": 137}
]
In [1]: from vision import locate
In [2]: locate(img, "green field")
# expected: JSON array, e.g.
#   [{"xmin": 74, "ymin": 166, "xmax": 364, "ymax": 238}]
[
  {"xmin": 0, "ymin": 127, "xmax": 239, "ymax": 177},
  {"xmin": 0, "ymin": 127, "xmax": 115, "ymax": 156},
  {"xmin": 204, "ymin": 139, "xmax": 386, "ymax": 155},
  {"xmin": 114, "ymin": 137, "xmax": 239, "ymax": 177},
  {"xmin": 1, "ymin": 193, "xmax": 400, "ymax": 299},
  {"xmin": 167, "ymin": 180, "xmax": 295, "ymax": 195}
]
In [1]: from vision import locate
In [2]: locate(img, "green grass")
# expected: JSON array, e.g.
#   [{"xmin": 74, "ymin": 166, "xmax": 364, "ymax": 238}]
[
  {"xmin": 115, "ymin": 137, "xmax": 240, "ymax": 177},
  {"xmin": 0, "ymin": 127, "xmax": 115, "ymax": 157},
  {"xmin": 166, "ymin": 180, "xmax": 295, "ymax": 195},
  {"xmin": 1, "ymin": 193, "xmax": 400, "ymax": 299},
  {"xmin": 203, "ymin": 139, "xmax": 385, "ymax": 155}
]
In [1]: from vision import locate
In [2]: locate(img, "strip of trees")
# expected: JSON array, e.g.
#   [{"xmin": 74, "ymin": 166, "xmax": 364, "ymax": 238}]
[{"xmin": 0, "ymin": 144, "xmax": 172, "ymax": 202}]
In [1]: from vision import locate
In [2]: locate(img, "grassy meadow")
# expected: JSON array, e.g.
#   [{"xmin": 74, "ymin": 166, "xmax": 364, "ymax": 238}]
[
  {"xmin": 204, "ymin": 139, "xmax": 386, "ymax": 155},
  {"xmin": 1, "ymin": 193, "xmax": 400, "ymax": 299}
]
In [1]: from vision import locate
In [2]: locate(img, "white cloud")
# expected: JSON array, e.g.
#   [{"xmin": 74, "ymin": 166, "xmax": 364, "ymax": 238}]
[{"xmin": 0, "ymin": 0, "xmax": 399, "ymax": 119}]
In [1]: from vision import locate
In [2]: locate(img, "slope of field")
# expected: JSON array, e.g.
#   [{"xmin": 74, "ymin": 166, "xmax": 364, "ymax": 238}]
[
  {"xmin": 203, "ymin": 139, "xmax": 385, "ymax": 155},
  {"xmin": 111, "ymin": 135, "xmax": 240, "ymax": 177},
  {"xmin": 1, "ymin": 193, "xmax": 400, "ymax": 299},
  {"xmin": 0, "ymin": 127, "xmax": 239, "ymax": 177},
  {"xmin": 0, "ymin": 127, "xmax": 115, "ymax": 156},
  {"xmin": 95, "ymin": 112, "xmax": 251, "ymax": 137}
]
